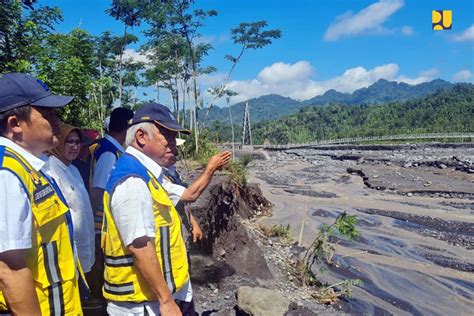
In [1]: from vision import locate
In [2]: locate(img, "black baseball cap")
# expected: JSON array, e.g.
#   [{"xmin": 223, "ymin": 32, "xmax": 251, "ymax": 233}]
[
  {"xmin": 131, "ymin": 102, "xmax": 190, "ymax": 134},
  {"xmin": 0, "ymin": 73, "xmax": 73, "ymax": 113},
  {"xmin": 108, "ymin": 107, "xmax": 134, "ymax": 133}
]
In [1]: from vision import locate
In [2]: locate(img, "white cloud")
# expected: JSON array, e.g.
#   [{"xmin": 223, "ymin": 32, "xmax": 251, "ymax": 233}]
[
  {"xmin": 324, "ymin": 0, "xmax": 404, "ymax": 41},
  {"xmin": 452, "ymin": 25, "xmax": 474, "ymax": 42},
  {"xmin": 207, "ymin": 61, "xmax": 439, "ymax": 104},
  {"xmin": 257, "ymin": 61, "xmax": 313, "ymax": 84},
  {"xmin": 319, "ymin": 64, "xmax": 399, "ymax": 93},
  {"xmin": 395, "ymin": 68, "xmax": 438, "ymax": 85},
  {"xmin": 401, "ymin": 26, "xmax": 413, "ymax": 36},
  {"xmin": 452, "ymin": 70, "xmax": 472, "ymax": 82},
  {"xmin": 194, "ymin": 34, "xmax": 229, "ymax": 45},
  {"xmin": 198, "ymin": 72, "xmax": 228, "ymax": 87},
  {"xmin": 122, "ymin": 48, "xmax": 151, "ymax": 65}
]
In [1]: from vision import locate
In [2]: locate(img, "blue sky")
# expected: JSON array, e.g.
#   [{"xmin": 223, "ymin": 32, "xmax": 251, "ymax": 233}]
[{"xmin": 43, "ymin": 0, "xmax": 473, "ymax": 104}]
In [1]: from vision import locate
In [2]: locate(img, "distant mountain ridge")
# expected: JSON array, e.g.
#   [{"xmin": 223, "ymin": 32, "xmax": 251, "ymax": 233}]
[
  {"xmin": 201, "ymin": 94, "xmax": 302, "ymax": 126},
  {"xmin": 201, "ymin": 79, "xmax": 454, "ymax": 126},
  {"xmin": 303, "ymin": 79, "xmax": 453, "ymax": 106}
]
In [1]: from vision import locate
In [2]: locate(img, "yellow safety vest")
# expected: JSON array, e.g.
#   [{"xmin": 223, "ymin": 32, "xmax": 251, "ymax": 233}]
[
  {"xmin": 102, "ymin": 153, "xmax": 189, "ymax": 302},
  {"xmin": 0, "ymin": 146, "xmax": 83, "ymax": 315}
]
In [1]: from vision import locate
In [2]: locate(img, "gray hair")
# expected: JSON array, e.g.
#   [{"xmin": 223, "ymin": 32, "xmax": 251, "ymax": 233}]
[{"xmin": 125, "ymin": 122, "xmax": 155, "ymax": 147}]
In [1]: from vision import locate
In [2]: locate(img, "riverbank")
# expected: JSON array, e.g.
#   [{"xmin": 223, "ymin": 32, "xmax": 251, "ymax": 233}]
[{"xmin": 182, "ymin": 171, "xmax": 343, "ymax": 315}]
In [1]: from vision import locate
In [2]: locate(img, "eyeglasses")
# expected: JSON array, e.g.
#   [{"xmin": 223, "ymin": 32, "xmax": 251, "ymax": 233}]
[{"xmin": 65, "ymin": 139, "xmax": 82, "ymax": 146}]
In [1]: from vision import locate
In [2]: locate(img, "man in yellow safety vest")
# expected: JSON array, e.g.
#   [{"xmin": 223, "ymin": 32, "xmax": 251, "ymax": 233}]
[
  {"xmin": 0, "ymin": 73, "xmax": 86, "ymax": 315},
  {"xmin": 102, "ymin": 102, "xmax": 194, "ymax": 315}
]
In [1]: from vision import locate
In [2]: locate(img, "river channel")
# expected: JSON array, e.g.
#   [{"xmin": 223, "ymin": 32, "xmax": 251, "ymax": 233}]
[{"xmin": 250, "ymin": 144, "xmax": 474, "ymax": 315}]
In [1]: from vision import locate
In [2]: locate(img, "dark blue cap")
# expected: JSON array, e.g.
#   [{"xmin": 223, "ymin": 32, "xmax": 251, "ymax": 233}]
[
  {"xmin": 131, "ymin": 102, "xmax": 190, "ymax": 134},
  {"xmin": 109, "ymin": 107, "xmax": 134, "ymax": 132},
  {"xmin": 0, "ymin": 73, "xmax": 73, "ymax": 113}
]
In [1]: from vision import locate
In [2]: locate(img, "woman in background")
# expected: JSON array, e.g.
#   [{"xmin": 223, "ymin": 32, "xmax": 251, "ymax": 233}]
[{"xmin": 48, "ymin": 124, "xmax": 95, "ymax": 277}]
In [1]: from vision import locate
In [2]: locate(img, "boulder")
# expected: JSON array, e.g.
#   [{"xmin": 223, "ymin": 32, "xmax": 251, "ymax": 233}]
[
  {"xmin": 237, "ymin": 286, "xmax": 290, "ymax": 316},
  {"xmin": 285, "ymin": 307, "xmax": 317, "ymax": 316},
  {"xmin": 284, "ymin": 302, "xmax": 318, "ymax": 316}
]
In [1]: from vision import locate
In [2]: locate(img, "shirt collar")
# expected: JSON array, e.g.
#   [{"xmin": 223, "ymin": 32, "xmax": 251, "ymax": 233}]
[
  {"xmin": 105, "ymin": 134, "xmax": 125, "ymax": 153},
  {"xmin": 49, "ymin": 155, "xmax": 68, "ymax": 172},
  {"xmin": 0, "ymin": 136, "xmax": 46, "ymax": 172},
  {"xmin": 125, "ymin": 146, "xmax": 163, "ymax": 180}
]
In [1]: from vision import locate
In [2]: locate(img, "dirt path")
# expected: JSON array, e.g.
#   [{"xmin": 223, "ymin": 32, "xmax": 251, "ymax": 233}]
[{"xmin": 250, "ymin": 145, "xmax": 474, "ymax": 315}]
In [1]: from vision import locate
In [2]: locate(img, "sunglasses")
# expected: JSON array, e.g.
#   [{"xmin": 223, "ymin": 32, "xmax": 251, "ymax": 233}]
[{"xmin": 65, "ymin": 139, "xmax": 82, "ymax": 146}]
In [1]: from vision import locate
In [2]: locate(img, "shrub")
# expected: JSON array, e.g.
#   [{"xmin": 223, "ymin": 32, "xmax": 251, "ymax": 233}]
[
  {"xmin": 259, "ymin": 224, "xmax": 291, "ymax": 239},
  {"xmin": 179, "ymin": 129, "xmax": 218, "ymax": 164}
]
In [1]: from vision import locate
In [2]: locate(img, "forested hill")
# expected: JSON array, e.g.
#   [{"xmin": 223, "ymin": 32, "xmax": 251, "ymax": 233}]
[
  {"xmin": 201, "ymin": 94, "xmax": 302, "ymax": 126},
  {"xmin": 303, "ymin": 78, "xmax": 453, "ymax": 106},
  {"xmin": 250, "ymin": 83, "xmax": 473, "ymax": 144},
  {"xmin": 201, "ymin": 79, "xmax": 453, "ymax": 126}
]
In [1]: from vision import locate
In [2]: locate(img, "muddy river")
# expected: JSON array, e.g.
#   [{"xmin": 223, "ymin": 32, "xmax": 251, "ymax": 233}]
[{"xmin": 250, "ymin": 144, "xmax": 474, "ymax": 315}]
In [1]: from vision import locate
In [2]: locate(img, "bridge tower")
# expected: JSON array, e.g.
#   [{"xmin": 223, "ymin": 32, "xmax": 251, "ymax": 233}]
[{"xmin": 241, "ymin": 101, "xmax": 252, "ymax": 146}]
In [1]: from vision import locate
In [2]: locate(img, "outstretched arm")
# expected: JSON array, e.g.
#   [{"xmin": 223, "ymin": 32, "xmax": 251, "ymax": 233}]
[{"xmin": 180, "ymin": 151, "xmax": 232, "ymax": 203}]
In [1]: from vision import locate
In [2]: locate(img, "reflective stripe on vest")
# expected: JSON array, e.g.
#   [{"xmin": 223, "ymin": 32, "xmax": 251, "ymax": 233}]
[
  {"xmin": 159, "ymin": 226, "xmax": 176, "ymax": 293},
  {"xmin": 42, "ymin": 241, "xmax": 62, "ymax": 283},
  {"xmin": 104, "ymin": 281, "xmax": 135, "ymax": 296},
  {"xmin": 48, "ymin": 282, "xmax": 65, "ymax": 315},
  {"xmin": 105, "ymin": 254, "xmax": 134, "ymax": 267}
]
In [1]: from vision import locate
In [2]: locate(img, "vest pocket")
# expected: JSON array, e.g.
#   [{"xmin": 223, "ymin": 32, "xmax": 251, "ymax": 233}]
[
  {"xmin": 33, "ymin": 195, "xmax": 68, "ymax": 227},
  {"xmin": 103, "ymin": 267, "xmax": 138, "ymax": 299},
  {"xmin": 153, "ymin": 203, "xmax": 173, "ymax": 224},
  {"xmin": 31, "ymin": 195, "xmax": 75, "ymax": 289}
]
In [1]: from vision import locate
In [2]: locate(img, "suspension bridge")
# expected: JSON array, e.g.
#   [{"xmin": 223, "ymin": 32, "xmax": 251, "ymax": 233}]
[{"xmin": 227, "ymin": 132, "xmax": 474, "ymax": 150}]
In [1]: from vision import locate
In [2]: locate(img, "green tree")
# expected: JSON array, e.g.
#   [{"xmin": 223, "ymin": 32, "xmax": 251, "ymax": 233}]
[
  {"xmin": 106, "ymin": 0, "xmax": 146, "ymax": 106},
  {"xmin": 206, "ymin": 21, "xmax": 281, "ymax": 115},
  {"xmin": 142, "ymin": 0, "xmax": 217, "ymax": 152},
  {"xmin": 205, "ymin": 20, "xmax": 281, "ymax": 150},
  {"xmin": 0, "ymin": 0, "xmax": 62, "ymax": 73},
  {"xmin": 36, "ymin": 29, "xmax": 98, "ymax": 127}
]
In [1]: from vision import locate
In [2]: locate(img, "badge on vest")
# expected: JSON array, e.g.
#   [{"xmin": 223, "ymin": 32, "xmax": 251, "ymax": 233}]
[
  {"xmin": 29, "ymin": 170, "xmax": 42, "ymax": 187},
  {"xmin": 33, "ymin": 183, "xmax": 55, "ymax": 204}
]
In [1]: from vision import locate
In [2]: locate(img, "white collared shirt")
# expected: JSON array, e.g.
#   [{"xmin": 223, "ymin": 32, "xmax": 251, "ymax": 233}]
[
  {"xmin": 108, "ymin": 146, "xmax": 192, "ymax": 314},
  {"xmin": 92, "ymin": 134, "xmax": 124, "ymax": 189},
  {"xmin": 48, "ymin": 156, "xmax": 95, "ymax": 272},
  {"xmin": 0, "ymin": 137, "xmax": 46, "ymax": 253},
  {"xmin": 110, "ymin": 146, "xmax": 158, "ymax": 247}
]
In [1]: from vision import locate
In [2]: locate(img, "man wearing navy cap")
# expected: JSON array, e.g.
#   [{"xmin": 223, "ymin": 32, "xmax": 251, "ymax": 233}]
[
  {"xmin": 101, "ymin": 102, "xmax": 196, "ymax": 315},
  {"xmin": 88, "ymin": 106, "xmax": 133, "ymax": 301},
  {"xmin": 0, "ymin": 73, "xmax": 84, "ymax": 315}
]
